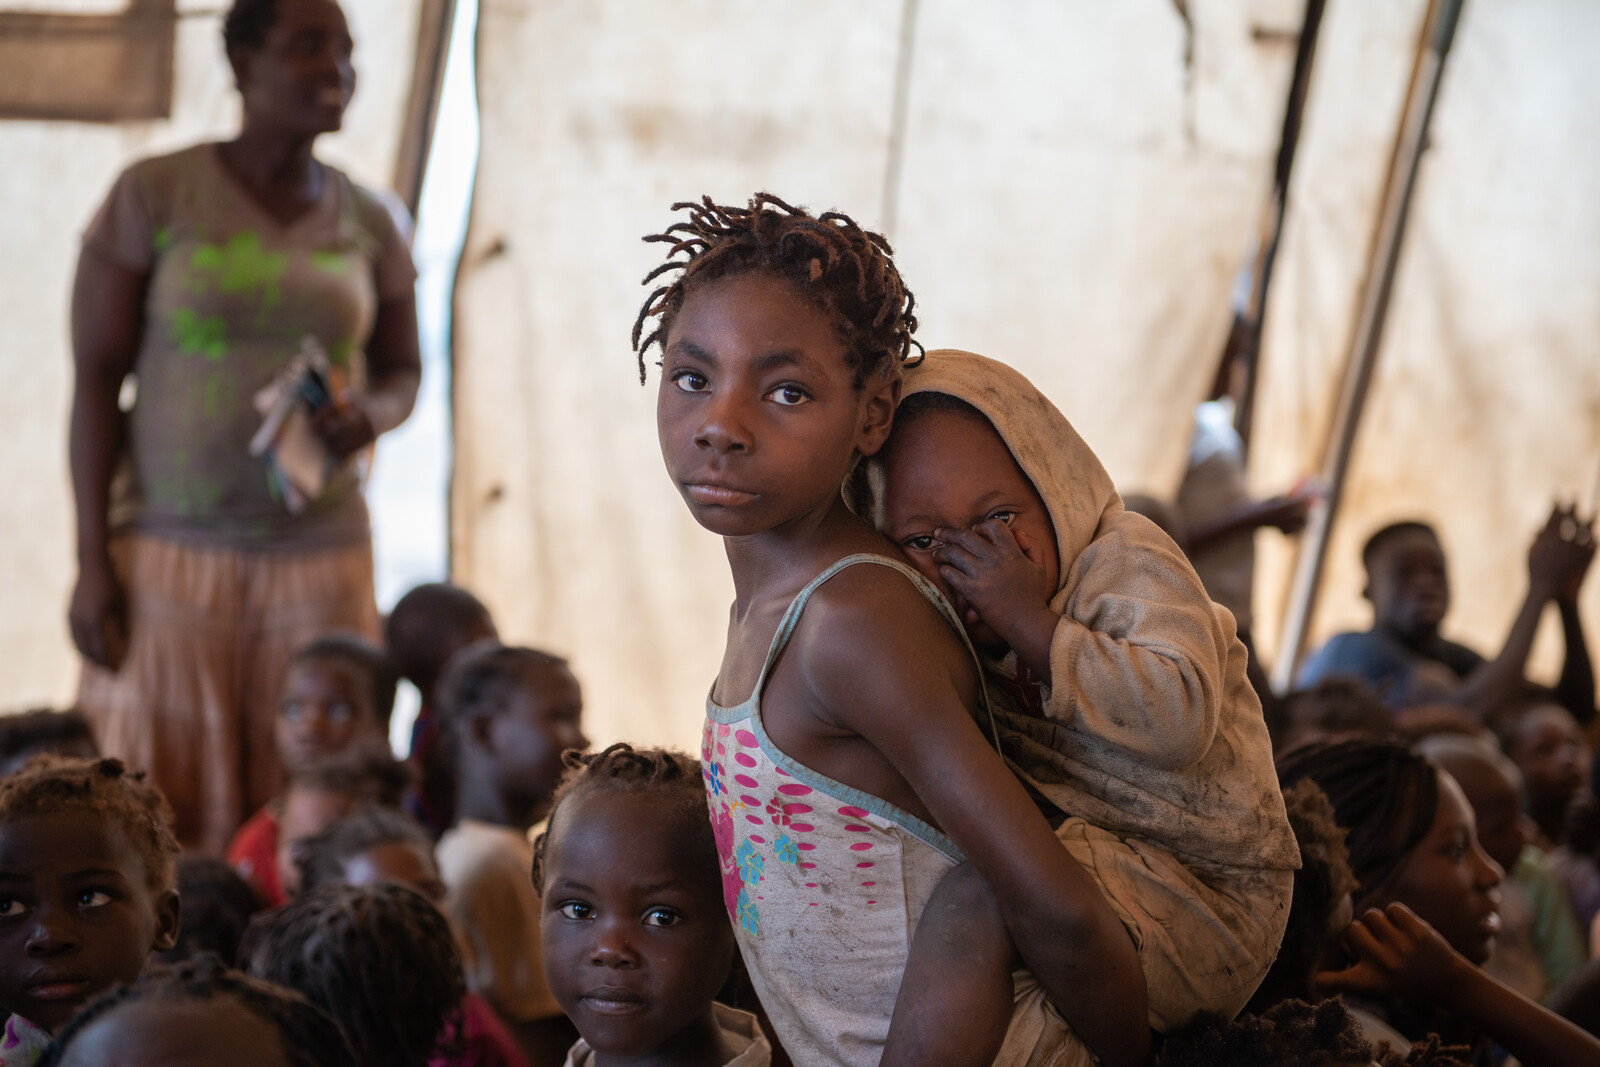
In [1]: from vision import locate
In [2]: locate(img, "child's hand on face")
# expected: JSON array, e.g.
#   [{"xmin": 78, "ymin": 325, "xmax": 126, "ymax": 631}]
[
  {"xmin": 1312, "ymin": 903, "xmax": 1471, "ymax": 1008},
  {"xmin": 931, "ymin": 520, "xmax": 1061, "ymax": 679}
]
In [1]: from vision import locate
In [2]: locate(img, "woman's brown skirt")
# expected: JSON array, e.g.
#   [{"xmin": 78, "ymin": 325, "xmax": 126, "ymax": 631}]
[{"xmin": 76, "ymin": 533, "xmax": 380, "ymax": 853}]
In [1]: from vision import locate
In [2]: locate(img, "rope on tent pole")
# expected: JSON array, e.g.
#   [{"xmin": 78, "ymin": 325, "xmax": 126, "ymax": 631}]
[{"xmin": 1270, "ymin": 0, "xmax": 1467, "ymax": 695}]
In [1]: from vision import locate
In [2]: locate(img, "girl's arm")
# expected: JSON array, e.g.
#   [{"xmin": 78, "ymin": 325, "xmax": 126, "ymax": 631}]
[
  {"xmin": 797, "ymin": 571, "xmax": 1153, "ymax": 1067},
  {"xmin": 68, "ymin": 247, "xmax": 147, "ymax": 670},
  {"xmin": 1316, "ymin": 904, "xmax": 1600, "ymax": 1066}
]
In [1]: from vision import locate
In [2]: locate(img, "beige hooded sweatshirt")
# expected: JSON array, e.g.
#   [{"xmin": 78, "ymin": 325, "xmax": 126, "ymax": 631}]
[{"xmin": 866, "ymin": 349, "xmax": 1299, "ymax": 873}]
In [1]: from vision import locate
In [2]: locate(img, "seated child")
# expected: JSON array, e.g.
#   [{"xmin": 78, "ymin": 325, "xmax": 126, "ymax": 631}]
[
  {"xmin": 0, "ymin": 711, "xmax": 97, "ymax": 779},
  {"xmin": 1272, "ymin": 679, "xmax": 1395, "ymax": 756},
  {"xmin": 0, "ymin": 756, "xmax": 180, "ymax": 1065},
  {"xmin": 272, "ymin": 748, "xmax": 410, "ymax": 902},
  {"xmin": 861, "ymin": 349, "xmax": 1299, "ymax": 1049},
  {"xmin": 643, "ymin": 196, "xmax": 1169, "ymax": 1067},
  {"xmin": 241, "ymin": 882, "xmax": 467, "ymax": 1067},
  {"xmin": 154, "ymin": 855, "xmax": 261, "ymax": 965},
  {"xmin": 1416, "ymin": 732, "xmax": 1586, "ymax": 1003},
  {"xmin": 435, "ymin": 643, "xmax": 588, "ymax": 1067},
  {"xmin": 40, "ymin": 954, "xmax": 354, "ymax": 1067},
  {"xmin": 1490, "ymin": 699, "xmax": 1589, "ymax": 849},
  {"xmin": 1297, "ymin": 511, "xmax": 1595, "ymax": 722},
  {"xmin": 386, "ymin": 582, "xmax": 499, "ymax": 835},
  {"xmin": 1278, "ymin": 738, "xmax": 1600, "ymax": 1064},
  {"xmin": 297, "ymin": 805, "xmax": 531, "ymax": 1067},
  {"xmin": 227, "ymin": 634, "xmax": 396, "ymax": 905},
  {"xmin": 533, "ymin": 744, "xmax": 771, "ymax": 1067}
]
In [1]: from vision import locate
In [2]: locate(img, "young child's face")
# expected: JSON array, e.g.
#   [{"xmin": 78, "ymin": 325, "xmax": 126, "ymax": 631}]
[
  {"xmin": 1510, "ymin": 704, "xmax": 1588, "ymax": 816},
  {"xmin": 56, "ymin": 996, "xmax": 293, "ymax": 1067},
  {"xmin": 483, "ymin": 664, "xmax": 588, "ymax": 806},
  {"xmin": 542, "ymin": 790, "xmax": 734, "ymax": 1061},
  {"xmin": 275, "ymin": 656, "xmax": 380, "ymax": 774},
  {"xmin": 341, "ymin": 842, "xmax": 447, "ymax": 905},
  {"xmin": 275, "ymin": 786, "xmax": 356, "ymax": 899},
  {"xmin": 0, "ymin": 812, "xmax": 178, "ymax": 1032},
  {"xmin": 1364, "ymin": 529, "xmax": 1449, "ymax": 639},
  {"xmin": 1385, "ymin": 771, "xmax": 1502, "ymax": 964},
  {"xmin": 657, "ymin": 272, "xmax": 897, "ymax": 539},
  {"xmin": 879, "ymin": 407, "xmax": 1061, "ymax": 649}
]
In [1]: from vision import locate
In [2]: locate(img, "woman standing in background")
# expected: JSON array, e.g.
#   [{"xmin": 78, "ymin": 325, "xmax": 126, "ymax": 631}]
[{"xmin": 68, "ymin": 0, "xmax": 419, "ymax": 852}]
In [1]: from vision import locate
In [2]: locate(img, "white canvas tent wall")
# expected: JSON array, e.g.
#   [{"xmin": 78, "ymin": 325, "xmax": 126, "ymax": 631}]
[
  {"xmin": 0, "ymin": 0, "xmax": 424, "ymax": 709},
  {"xmin": 3, "ymin": 0, "xmax": 1595, "ymax": 757},
  {"xmin": 454, "ymin": 0, "xmax": 1598, "ymax": 755}
]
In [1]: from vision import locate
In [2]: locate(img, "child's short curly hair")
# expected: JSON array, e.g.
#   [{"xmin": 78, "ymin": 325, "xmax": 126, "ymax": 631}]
[
  {"xmin": 532, "ymin": 743, "xmax": 712, "ymax": 892},
  {"xmin": 0, "ymin": 755, "xmax": 178, "ymax": 892},
  {"xmin": 296, "ymin": 805, "xmax": 436, "ymax": 895},
  {"xmin": 40, "ymin": 954, "xmax": 353, "ymax": 1067},
  {"xmin": 240, "ymin": 882, "xmax": 466, "ymax": 1067},
  {"xmin": 632, "ymin": 193, "xmax": 921, "ymax": 387}
]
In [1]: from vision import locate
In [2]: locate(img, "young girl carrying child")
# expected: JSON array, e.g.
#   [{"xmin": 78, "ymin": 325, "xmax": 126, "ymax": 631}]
[
  {"xmin": 534, "ymin": 743, "xmax": 772, "ymax": 1067},
  {"xmin": 0, "ymin": 756, "xmax": 180, "ymax": 1065},
  {"xmin": 859, "ymin": 349, "xmax": 1299, "ymax": 1051},
  {"xmin": 635, "ymin": 195, "xmax": 1151, "ymax": 1067}
]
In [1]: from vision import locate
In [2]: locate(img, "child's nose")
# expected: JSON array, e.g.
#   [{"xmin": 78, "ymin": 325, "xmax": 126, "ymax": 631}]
[
  {"xmin": 590, "ymin": 924, "xmax": 640, "ymax": 968},
  {"xmin": 694, "ymin": 394, "xmax": 751, "ymax": 454},
  {"xmin": 25, "ymin": 907, "xmax": 80, "ymax": 956}
]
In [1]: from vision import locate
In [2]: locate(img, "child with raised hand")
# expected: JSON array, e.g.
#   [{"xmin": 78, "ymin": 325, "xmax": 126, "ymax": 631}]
[
  {"xmin": 228, "ymin": 633, "xmax": 395, "ymax": 905},
  {"xmin": 533, "ymin": 743, "xmax": 771, "ymax": 1067},
  {"xmin": 40, "ymin": 954, "xmax": 354, "ymax": 1067},
  {"xmin": 638, "ymin": 195, "xmax": 1151, "ymax": 1067},
  {"xmin": 435, "ymin": 643, "xmax": 588, "ymax": 1067},
  {"xmin": 296, "ymin": 805, "xmax": 531, "ymax": 1067},
  {"xmin": 242, "ymin": 881, "xmax": 469, "ymax": 1067},
  {"xmin": 858, "ymin": 349, "xmax": 1297, "ymax": 1048},
  {"xmin": 1278, "ymin": 738, "xmax": 1600, "ymax": 1065},
  {"xmin": 0, "ymin": 756, "xmax": 179, "ymax": 1065},
  {"xmin": 386, "ymin": 582, "xmax": 500, "ymax": 835}
]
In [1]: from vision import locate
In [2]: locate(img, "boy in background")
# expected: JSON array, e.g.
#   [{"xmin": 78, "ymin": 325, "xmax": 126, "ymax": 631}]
[{"xmin": 435, "ymin": 643, "xmax": 588, "ymax": 1067}]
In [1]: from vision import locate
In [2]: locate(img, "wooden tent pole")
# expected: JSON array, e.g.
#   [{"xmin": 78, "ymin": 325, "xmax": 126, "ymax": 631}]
[
  {"xmin": 392, "ymin": 0, "xmax": 462, "ymax": 216},
  {"xmin": 1270, "ymin": 0, "xmax": 1466, "ymax": 693},
  {"xmin": 1232, "ymin": 0, "xmax": 1328, "ymax": 449}
]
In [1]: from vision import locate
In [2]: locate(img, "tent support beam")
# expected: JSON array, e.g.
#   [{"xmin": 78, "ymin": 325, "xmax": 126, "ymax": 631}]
[
  {"xmin": 1270, "ymin": 0, "xmax": 1466, "ymax": 693},
  {"xmin": 392, "ymin": 0, "xmax": 461, "ymax": 216}
]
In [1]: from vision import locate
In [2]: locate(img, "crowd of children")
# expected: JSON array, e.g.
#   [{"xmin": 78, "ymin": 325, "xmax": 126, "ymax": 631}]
[{"xmin": 6, "ymin": 186, "xmax": 1598, "ymax": 1067}]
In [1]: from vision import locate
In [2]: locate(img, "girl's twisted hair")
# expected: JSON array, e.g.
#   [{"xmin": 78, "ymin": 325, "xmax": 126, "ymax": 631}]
[
  {"xmin": 632, "ymin": 193, "xmax": 921, "ymax": 386},
  {"xmin": 240, "ymin": 883, "xmax": 465, "ymax": 1067},
  {"xmin": 41, "ymin": 954, "xmax": 354, "ymax": 1067}
]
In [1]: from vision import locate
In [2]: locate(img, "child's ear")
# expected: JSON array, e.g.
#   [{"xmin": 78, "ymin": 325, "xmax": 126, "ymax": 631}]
[
  {"xmin": 855, "ymin": 367, "xmax": 903, "ymax": 458},
  {"xmin": 151, "ymin": 888, "xmax": 181, "ymax": 954}
]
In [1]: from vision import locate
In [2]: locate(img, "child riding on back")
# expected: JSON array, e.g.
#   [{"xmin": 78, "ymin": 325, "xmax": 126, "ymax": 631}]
[
  {"xmin": 637, "ymin": 195, "xmax": 1151, "ymax": 1067},
  {"xmin": 860, "ymin": 349, "xmax": 1297, "ymax": 1054}
]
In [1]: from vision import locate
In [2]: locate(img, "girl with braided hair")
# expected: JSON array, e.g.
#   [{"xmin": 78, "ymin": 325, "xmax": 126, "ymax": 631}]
[
  {"xmin": 240, "ymin": 882, "xmax": 468, "ymax": 1067},
  {"xmin": 1278, "ymin": 738, "xmax": 1600, "ymax": 1065},
  {"xmin": 642, "ymin": 194, "xmax": 1150, "ymax": 1067},
  {"xmin": 534, "ymin": 743, "xmax": 772, "ymax": 1066},
  {"xmin": 0, "ymin": 756, "xmax": 180, "ymax": 1066},
  {"xmin": 40, "ymin": 955, "xmax": 354, "ymax": 1067}
]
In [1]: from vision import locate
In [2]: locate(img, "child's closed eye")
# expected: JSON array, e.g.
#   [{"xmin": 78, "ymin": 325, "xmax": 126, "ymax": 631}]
[{"xmin": 641, "ymin": 906, "xmax": 683, "ymax": 928}]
